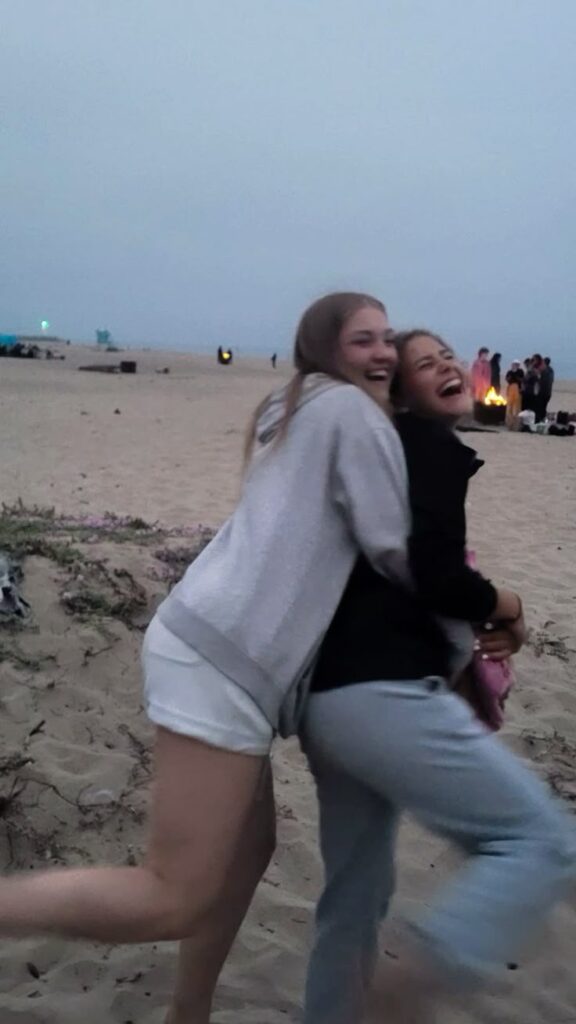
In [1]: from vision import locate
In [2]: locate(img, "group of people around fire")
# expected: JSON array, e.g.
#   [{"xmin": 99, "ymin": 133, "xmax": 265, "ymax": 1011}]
[{"xmin": 471, "ymin": 348, "xmax": 555, "ymax": 430}]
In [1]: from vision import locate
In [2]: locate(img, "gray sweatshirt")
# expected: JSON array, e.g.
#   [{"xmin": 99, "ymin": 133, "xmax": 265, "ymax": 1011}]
[{"xmin": 157, "ymin": 374, "xmax": 410, "ymax": 727}]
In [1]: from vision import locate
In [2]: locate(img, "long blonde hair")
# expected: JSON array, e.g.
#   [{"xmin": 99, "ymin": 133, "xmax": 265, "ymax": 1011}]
[{"xmin": 244, "ymin": 292, "xmax": 387, "ymax": 465}]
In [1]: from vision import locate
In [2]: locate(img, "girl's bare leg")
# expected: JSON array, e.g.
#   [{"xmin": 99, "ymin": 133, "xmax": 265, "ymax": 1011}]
[
  {"xmin": 166, "ymin": 761, "xmax": 276, "ymax": 1024},
  {"xmin": 0, "ymin": 727, "xmax": 268, "ymax": 943}
]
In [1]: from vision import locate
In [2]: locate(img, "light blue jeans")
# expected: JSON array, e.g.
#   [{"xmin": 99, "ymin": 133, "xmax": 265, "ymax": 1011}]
[{"xmin": 300, "ymin": 679, "xmax": 576, "ymax": 1024}]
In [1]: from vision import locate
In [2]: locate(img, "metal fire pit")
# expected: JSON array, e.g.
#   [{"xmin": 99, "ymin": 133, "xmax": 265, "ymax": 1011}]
[{"xmin": 474, "ymin": 401, "xmax": 506, "ymax": 427}]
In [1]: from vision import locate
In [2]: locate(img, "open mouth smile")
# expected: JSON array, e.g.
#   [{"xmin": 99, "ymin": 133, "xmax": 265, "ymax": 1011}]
[
  {"xmin": 438, "ymin": 377, "xmax": 464, "ymax": 398},
  {"xmin": 365, "ymin": 370, "xmax": 390, "ymax": 382}
]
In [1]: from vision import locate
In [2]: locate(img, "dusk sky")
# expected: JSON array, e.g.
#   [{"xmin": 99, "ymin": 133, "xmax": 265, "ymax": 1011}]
[{"xmin": 3, "ymin": 1, "xmax": 575, "ymax": 371}]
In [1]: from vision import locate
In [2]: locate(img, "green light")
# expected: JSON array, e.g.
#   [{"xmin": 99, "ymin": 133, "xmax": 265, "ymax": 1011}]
[{"xmin": 41, "ymin": 320, "xmax": 50, "ymax": 330}]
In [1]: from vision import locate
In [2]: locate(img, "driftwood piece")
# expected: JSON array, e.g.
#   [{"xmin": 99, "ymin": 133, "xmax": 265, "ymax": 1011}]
[{"xmin": 78, "ymin": 364, "xmax": 120, "ymax": 373}]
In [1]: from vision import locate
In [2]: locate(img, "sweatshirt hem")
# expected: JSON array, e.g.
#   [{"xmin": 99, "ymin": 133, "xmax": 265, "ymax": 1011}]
[{"xmin": 156, "ymin": 598, "xmax": 285, "ymax": 726}]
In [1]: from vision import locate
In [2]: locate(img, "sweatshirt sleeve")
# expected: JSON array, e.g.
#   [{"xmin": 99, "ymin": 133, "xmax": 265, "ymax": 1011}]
[
  {"xmin": 403, "ymin": 426, "xmax": 497, "ymax": 621},
  {"xmin": 330, "ymin": 395, "xmax": 410, "ymax": 586}
]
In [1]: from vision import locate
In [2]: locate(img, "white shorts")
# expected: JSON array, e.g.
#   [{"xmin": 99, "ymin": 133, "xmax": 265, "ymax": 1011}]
[{"xmin": 142, "ymin": 616, "xmax": 273, "ymax": 756}]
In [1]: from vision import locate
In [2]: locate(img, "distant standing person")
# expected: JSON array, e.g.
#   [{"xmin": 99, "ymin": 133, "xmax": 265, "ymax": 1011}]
[
  {"xmin": 505, "ymin": 360, "xmax": 524, "ymax": 430},
  {"xmin": 471, "ymin": 347, "xmax": 491, "ymax": 401},
  {"xmin": 489, "ymin": 352, "xmax": 502, "ymax": 392},
  {"xmin": 522, "ymin": 356, "xmax": 536, "ymax": 413},
  {"xmin": 271, "ymin": 353, "xmax": 277, "ymax": 369},
  {"xmin": 539, "ymin": 357, "xmax": 555, "ymax": 422},
  {"xmin": 524, "ymin": 354, "xmax": 545, "ymax": 420},
  {"xmin": 521, "ymin": 358, "xmax": 532, "ymax": 410}
]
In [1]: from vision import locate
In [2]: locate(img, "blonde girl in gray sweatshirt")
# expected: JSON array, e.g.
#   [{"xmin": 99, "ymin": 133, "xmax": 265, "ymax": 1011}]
[{"xmin": 0, "ymin": 293, "xmax": 411, "ymax": 1024}]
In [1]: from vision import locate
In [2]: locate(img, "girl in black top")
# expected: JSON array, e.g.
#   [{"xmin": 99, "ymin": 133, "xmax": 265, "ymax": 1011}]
[
  {"xmin": 301, "ymin": 332, "xmax": 574, "ymax": 1024},
  {"xmin": 312, "ymin": 332, "xmax": 522, "ymax": 696}
]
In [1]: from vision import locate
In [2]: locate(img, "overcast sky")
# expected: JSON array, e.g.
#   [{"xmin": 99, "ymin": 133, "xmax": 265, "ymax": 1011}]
[{"xmin": 2, "ymin": 1, "xmax": 575, "ymax": 371}]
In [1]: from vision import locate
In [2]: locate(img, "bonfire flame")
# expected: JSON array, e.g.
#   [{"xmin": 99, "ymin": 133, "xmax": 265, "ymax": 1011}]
[{"xmin": 484, "ymin": 386, "xmax": 506, "ymax": 407}]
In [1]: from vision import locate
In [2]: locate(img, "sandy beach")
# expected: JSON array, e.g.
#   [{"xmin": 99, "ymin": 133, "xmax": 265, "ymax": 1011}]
[{"xmin": 1, "ymin": 345, "xmax": 576, "ymax": 1023}]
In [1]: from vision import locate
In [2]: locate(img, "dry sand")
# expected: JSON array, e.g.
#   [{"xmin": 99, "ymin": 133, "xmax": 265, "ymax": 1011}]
[{"xmin": 0, "ymin": 344, "xmax": 575, "ymax": 1023}]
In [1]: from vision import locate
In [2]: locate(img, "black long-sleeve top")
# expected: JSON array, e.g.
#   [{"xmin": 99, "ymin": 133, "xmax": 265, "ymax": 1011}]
[{"xmin": 311, "ymin": 413, "xmax": 498, "ymax": 691}]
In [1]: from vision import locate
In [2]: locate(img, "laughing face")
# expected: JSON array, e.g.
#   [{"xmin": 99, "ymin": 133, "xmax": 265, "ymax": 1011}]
[
  {"xmin": 396, "ymin": 333, "xmax": 472, "ymax": 422},
  {"xmin": 335, "ymin": 305, "xmax": 398, "ymax": 407}
]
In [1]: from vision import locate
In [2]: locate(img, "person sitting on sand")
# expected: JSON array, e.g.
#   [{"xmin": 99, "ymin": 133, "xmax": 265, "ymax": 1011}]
[{"xmin": 299, "ymin": 330, "xmax": 576, "ymax": 1024}]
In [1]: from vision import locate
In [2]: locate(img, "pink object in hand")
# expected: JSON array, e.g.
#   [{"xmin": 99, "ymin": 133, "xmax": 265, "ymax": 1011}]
[{"xmin": 466, "ymin": 551, "xmax": 515, "ymax": 731}]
